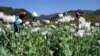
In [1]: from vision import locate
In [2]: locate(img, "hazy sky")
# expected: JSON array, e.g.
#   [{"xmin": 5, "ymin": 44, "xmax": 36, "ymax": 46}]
[{"xmin": 0, "ymin": 0, "xmax": 100, "ymax": 15}]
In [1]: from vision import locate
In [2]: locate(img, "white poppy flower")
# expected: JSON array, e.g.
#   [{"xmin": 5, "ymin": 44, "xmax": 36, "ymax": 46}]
[
  {"xmin": 0, "ymin": 28, "xmax": 2, "ymax": 32},
  {"xmin": 58, "ymin": 16, "xmax": 69, "ymax": 22},
  {"xmin": 98, "ymin": 40, "xmax": 100, "ymax": 45},
  {"xmin": 47, "ymin": 28, "xmax": 52, "ymax": 31},
  {"xmin": 70, "ymin": 17, "xmax": 75, "ymax": 21},
  {"xmin": 70, "ymin": 24, "xmax": 77, "ymax": 28},
  {"xmin": 32, "ymin": 22, "xmax": 38, "ymax": 27},
  {"xmin": 91, "ymin": 26, "xmax": 95, "ymax": 30},
  {"xmin": 78, "ymin": 21, "xmax": 91, "ymax": 31},
  {"xmin": 65, "ymin": 25, "xmax": 70, "ymax": 29},
  {"xmin": 24, "ymin": 27, "xmax": 28, "ymax": 30},
  {"xmin": 3, "ymin": 15, "xmax": 16, "ymax": 23},
  {"xmin": 23, "ymin": 24, "xmax": 26, "ymax": 27},
  {"xmin": 32, "ymin": 20, "xmax": 41, "ymax": 26},
  {"xmin": 70, "ymin": 24, "xmax": 76, "ymax": 26},
  {"xmin": 0, "ymin": 12, "xmax": 5, "ymax": 19},
  {"xmin": 41, "ymin": 31, "xmax": 48, "ymax": 36},
  {"xmin": 6, "ymin": 24, "xmax": 11, "ymax": 29},
  {"xmin": 25, "ymin": 21, "xmax": 30, "ymax": 25},
  {"xmin": 64, "ymin": 16, "xmax": 71, "ymax": 22},
  {"xmin": 49, "ymin": 50, "xmax": 54, "ymax": 56},
  {"xmin": 55, "ymin": 21, "xmax": 58, "ymax": 24},
  {"xmin": 44, "ymin": 36, "xmax": 47, "ymax": 39},
  {"xmin": 78, "ymin": 23, "xmax": 82, "ymax": 29},
  {"xmin": 41, "ymin": 30, "xmax": 50, "ymax": 36},
  {"xmin": 58, "ymin": 15, "xmax": 74, "ymax": 23},
  {"xmin": 36, "ymin": 20, "xmax": 41, "ymax": 25},
  {"xmin": 26, "ymin": 24, "xmax": 32, "ymax": 29},
  {"xmin": 42, "ymin": 20, "xmax": 50, "ymax": 24},
  {"xmin": 50, "ymin": 25, "xmax": 56, "ymax": 29},
  {"xmin": 0, "ymin": 12, "xmax": 15, "ymax": 23},
  {"xmin": 74, "ymin": 29, "xmax": 85, "ymax": 37},
  {"xmin": 69, "ymin": 28, "xmax": 76, "ymax": 33},
  {"xmin": 95, "ymin": 23, "xmax": 99, "ymax": 26},
  {"xmin": 85, "ymin": 22, "xmax": 91, "ymax": 31},
  {"xmin": 32, "ymin": 12, "xmax": 38, "ymax": 17},
  {"xmin": 15, "ymin": 32, "xmax": 19, "ymax": 37},
  {"xmin": 85, "ymin": 32, "xmax": 91, "ymax": 36},
  {"xmin": 31, "ymin": 27, "xmax": 40, "ymax": 32},
  {"xmin": 58, "ymin": 13, "xmax": 63, "ymax": 17}
]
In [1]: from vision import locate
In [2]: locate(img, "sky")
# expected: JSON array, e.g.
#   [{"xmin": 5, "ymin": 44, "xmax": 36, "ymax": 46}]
[{"xmin": 0, "ymin": 0, "xmax": 100, "ymax": 15}]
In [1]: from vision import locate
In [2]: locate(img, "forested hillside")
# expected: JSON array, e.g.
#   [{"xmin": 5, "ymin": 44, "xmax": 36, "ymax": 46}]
[{"xmin": 0, "ymin": 6, "xmax": 100, "ymax": 23}]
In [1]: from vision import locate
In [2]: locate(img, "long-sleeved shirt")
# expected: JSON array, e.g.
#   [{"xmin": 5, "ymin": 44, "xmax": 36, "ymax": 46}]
[{"xmin": 14, "ymin": 16, "xmax": 23, "ymax": 29}]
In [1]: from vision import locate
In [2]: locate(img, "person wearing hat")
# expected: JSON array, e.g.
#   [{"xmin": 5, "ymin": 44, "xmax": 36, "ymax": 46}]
[
  {"xmin": 14, "ymin": 12, "xmax": 27, "ymax": 32},
  {"xmin": 75, "ymin": 11, "xmax": 86, "ymax": 31}
]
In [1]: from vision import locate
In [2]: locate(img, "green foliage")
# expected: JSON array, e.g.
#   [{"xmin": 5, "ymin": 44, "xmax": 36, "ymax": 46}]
[{"xmin": 0, "ymin": 25, "xmax": 100, "ymax": 56}]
